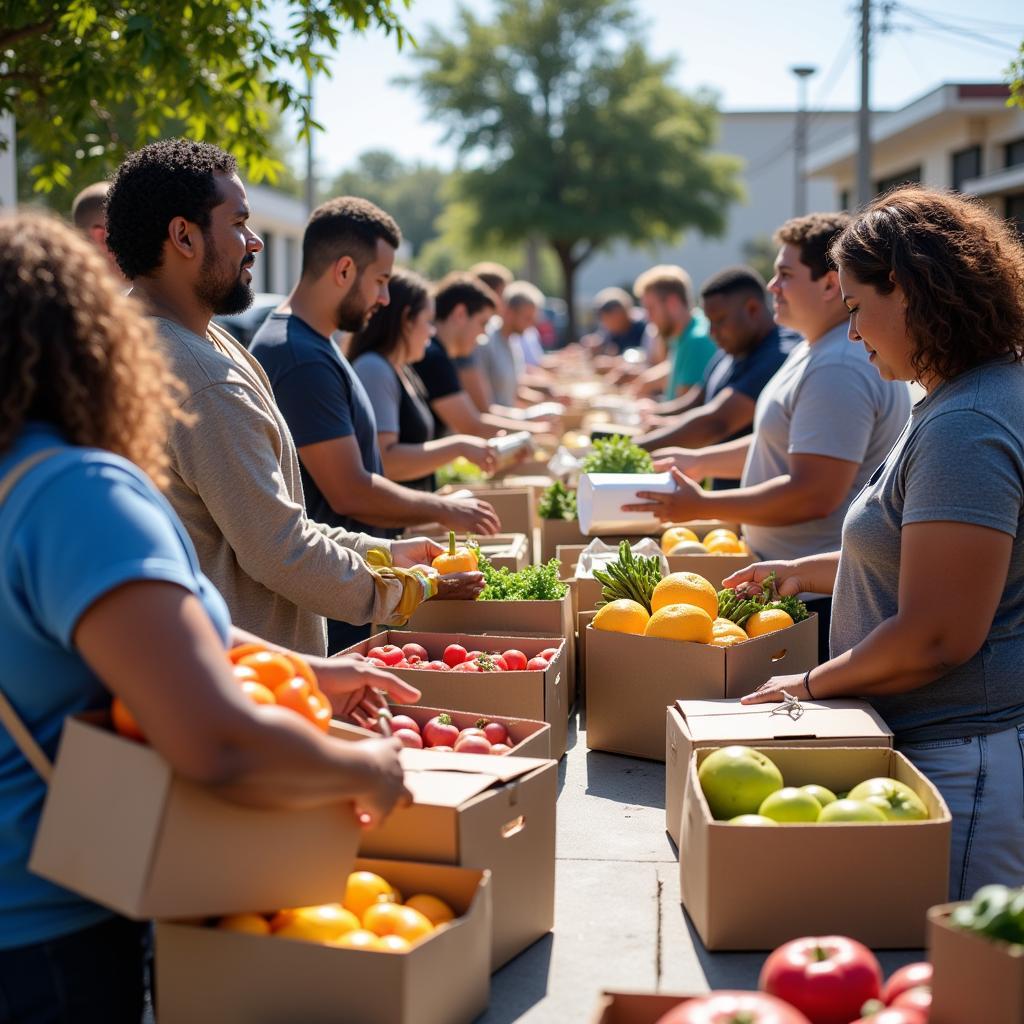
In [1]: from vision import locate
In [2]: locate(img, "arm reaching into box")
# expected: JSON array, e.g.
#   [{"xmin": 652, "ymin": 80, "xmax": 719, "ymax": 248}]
[
  {"xmin": 722, "ymin": 553, "xmax": 841, "ymax": 598},
  {"xmin": 75, "ymin": 581, "xmax": 412, "ymax": 827}
]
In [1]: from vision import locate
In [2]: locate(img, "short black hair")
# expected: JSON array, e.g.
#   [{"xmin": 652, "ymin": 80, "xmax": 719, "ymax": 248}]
[
  {"xmin": 106, "ymin": 139, "xmax": 238, "ymax": 279},
  {"xmin": 700, "ymin": 265, "xmax": 767, "ymax": 303},
  {"xmin": 302, "ymin": 196, "xmax": 401, "ymax": 279},
  {"xmin": 434, "ymin": 272, "xmax": 497, "ymax": 321},
  {"xmin": 775, "ymin": 212, "xmax": 851, "ymax": 280}
]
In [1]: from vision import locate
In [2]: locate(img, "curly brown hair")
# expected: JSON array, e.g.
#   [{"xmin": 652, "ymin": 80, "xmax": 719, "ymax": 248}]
[
  {"xmin": 774, "ymin": 212, "xmax": 851, "ymax": 280},
  {"xmin": 0, "ymin": 211, "xmax": 185, "ymax": 488},
  {"xmin": 831, "ymin": 187, "xmax": 1024, "ymax": 383}
]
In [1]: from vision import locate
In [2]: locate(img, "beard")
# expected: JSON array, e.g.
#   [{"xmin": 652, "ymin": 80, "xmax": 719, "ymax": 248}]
[
  {"xmin": 334, "ymin": 274, "xmax": 378, "ymax": 332},
  {"xmin": 197, "ymin": 234, "xmax": 255, "ymax": 316}
]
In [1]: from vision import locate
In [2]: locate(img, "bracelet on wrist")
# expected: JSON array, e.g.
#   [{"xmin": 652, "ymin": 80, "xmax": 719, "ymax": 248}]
[{"xmin": 803, "ymin": 668, "xmax": 815, "ymax": 701}]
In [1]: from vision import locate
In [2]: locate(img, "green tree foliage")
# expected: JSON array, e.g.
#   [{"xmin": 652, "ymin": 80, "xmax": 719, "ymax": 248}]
[
  {"xmin": 1, "ymin": 0, "xmax": 410, "ymax": 194},
  {"xmin": 742, "ymin": 236, "xmax": 778, "ymax": 285},
  {"xmin": 326, "ymin": 150, "xmax": 446, "ymax": 255},
  {"xmin": 1009, "ymin": 42, "xmax": 1024, "ymax": 110},
  {"xmin": 408, "ymin": 0, "xmax": 742, "ymax": 339}
]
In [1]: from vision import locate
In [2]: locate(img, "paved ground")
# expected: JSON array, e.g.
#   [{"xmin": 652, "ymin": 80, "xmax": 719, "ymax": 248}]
[{"xmin": 481, "ymin": 711, "xmax": 924, "ymax": 1023}]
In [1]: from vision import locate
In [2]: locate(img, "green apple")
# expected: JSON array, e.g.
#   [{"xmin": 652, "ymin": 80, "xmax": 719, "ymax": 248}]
[
  {"xmin": 697, "ymin": 746, "xmax": 784, "ymax": 820},
  {"xmin": 847, "ymin": 777, "xmax": 929, "ymax": 821},
  {"xmin": 818, "ymin": 798, "xmax": 887, "ymax": 823},
  {"xmin": 800, "ymin": 784, "xmax": 837, "ymax": 807},
  {"xmin": 758, "ymin": 787, "xmax": 822, "ymax": 822},
  {"xmin": 728, "ymin": 814, "xmax": 780, "ymax": 825}
]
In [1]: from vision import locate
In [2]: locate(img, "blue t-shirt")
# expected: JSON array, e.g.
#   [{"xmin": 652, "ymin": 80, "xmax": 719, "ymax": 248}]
[
  {"xmin": 251, "ymin": 313, "xmax": 386, "ymax": 536},
  {"xmin": 0, "ymin": 425, "xmax": 230, "ymax": 949}
]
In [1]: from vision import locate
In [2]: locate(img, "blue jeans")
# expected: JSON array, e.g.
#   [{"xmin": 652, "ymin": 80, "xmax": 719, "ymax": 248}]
[
  {"xmin": 0, "ymin": 916, "xmax": 147, "ymax": 1024},
  {"xmin": 898, "ymin": 723, "xmax": 1024, "ymax": 901}
]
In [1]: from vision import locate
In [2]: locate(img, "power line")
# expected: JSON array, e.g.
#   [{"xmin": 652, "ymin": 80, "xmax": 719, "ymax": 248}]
[
  {"xmin": 894, "ymin": 4, "xmax": 1023, "ymax": 53},
  {"xmin": 896, "ymin": 3, "xmax": 1024, "ymax": 35}
]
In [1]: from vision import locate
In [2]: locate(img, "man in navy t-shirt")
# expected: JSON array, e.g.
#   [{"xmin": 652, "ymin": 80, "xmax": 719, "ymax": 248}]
[{"xmin": 635, "ymin": 265, "xmax": 798, "ymax": 490}]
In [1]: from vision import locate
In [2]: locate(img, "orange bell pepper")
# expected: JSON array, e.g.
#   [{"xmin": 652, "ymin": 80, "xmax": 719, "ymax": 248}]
[{"xmin": 431, "ymin": 531, "xmax": 478, "ymax": 575}]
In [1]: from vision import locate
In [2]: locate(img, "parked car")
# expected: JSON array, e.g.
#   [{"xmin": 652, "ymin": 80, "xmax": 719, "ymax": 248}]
[{"xmin": 213, "ymin": 293, "xmax": 285, "ymax": 348}]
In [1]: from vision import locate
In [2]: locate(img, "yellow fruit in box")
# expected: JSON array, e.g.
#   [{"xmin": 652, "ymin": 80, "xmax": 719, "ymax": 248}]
[
  {"xmin": 705, "ymin": 535, "xmax": 745, "ymax": 555},
  {"xmin": 644, "ymin": 603, "xmax": 713, "ymax": 644},
  {"xmin": 651, "ymin": 572, "xmax": 718, "ymax": 619},
  {"xmin": 710, "ymin": 633, "xmax": 746, "ymax": 648},
  {"xmin": 343, "ymin": 870, "xmax": 396, "ymax": 918},
  {"xmin": 592, "ymin": 598, "xmax": 650, "ymax": 635},
  {"xmin": 405, "ymin": 893, "xmax": 456, "ymax": 926},
  {"xmin": 668, "ymin": 540, "xmax": 709, "ymax": 555},
  {"xmin": 217, "ymin": 913, "xmax": 271, "ymax": 935},
  {"xmin": 330, "ymin": 928, "xmax": 379, "ymax": 949},
  {"xmin": 712, "ymin": 618, "xmax": 748, "ymax": 641},
  {"xmin": 703, "ymin": 528, "xmax": 738, "ymax": 544},
  {"xmin": 376, "ymin": 934, "xmax": 412, "ymax": 952},
  {"xmin": 745, "ymin": 608, "xmax": 794, "ymax": 637},
  {"xmin": 661, "ymin": 526, "xmax": 698, "ymax": 553},
  {"xmin": 272, "ymin": 904, "xmax": 361, "ymax": 943},
  {"xmin": 363, "ymin": 902, "xmax": 435, "ymax": 942}
]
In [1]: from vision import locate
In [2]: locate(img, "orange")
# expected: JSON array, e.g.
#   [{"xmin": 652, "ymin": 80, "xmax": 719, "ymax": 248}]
[
  {"xmin": 712, "ymin": 618, "xmax": 747, "ymax": 641},
  {"xmin": 661, "ymin": 526, "xmax": 698, "ymax": 553},
  {"xmin": 271, "ymin": 904, "xmax": 360, "ymax": 943},
  {"xmin": 644, "ymin": 603, "xmax": 714, "ymax": 644},
  {"xmin": 227, "ymin": 642, "xmax": 265, "ymax": 663},
  {"xmin": 111, "ymin": 698, "xmax": 146, "ymax": 743},
  {"xmin": 375, "ymin": 934, "xmax": 412, "ymax": 952},
  {"xmin": 405, "ymin": 893, "xmax": 455, "ymax": 926},
  {"xmin": 343, "ymin": 871, "xmax": 395, "ymax": 919},
  {"xmin": 273, "ymin": 677, "xmax": 317, "ymax": 723},
  {"xmin": 592, "ymin": 599, "xmax": 649, "ymax": 636},
  {"xmin": 745, "ymin": 609, "xmax": 794, "ymax": 638},
  {"xmin": 651, "ymin": 572, "xmax": 719, "ymax": 619},
  {"xmin": 284, "ymin": 651, "xmax": 319, "ymax": 691},
  {"xmin": 232, "ymin": 664, "xmax": 260, "ymax": 683},
  {"xmin": 703, "ymin": 528, "xmax": 738, "ymax": 545},
  {"xmin": 710, "ymin": 634, "xmax": 746, "ymax": 648},
  {"xmin": 217, "ymin": 913, "xmax": 271, "ymax": 935},
  {"xmin": 305, "ymin": 689, "xmax": 332, "ymax": 731},
  {"xmin": 362, "ymin": 903, "xmax": 434, "ymax": 942},
  {"xmin": 705, "ymin": 535, "xmax": 745, "ymax": 555},
  {"xmin": 329, "ymin": 928, "xmax": 379, "ymax": 949},
  {"xmin": 239, "ymin": 651, "xmax": 299, "ymax": 689},
  {"xmin": 240, "ymin": 680, "xmax": 277, "ymax": 706}
]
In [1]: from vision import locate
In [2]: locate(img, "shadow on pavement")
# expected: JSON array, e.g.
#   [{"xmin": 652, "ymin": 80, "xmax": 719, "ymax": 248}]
[
  {"xmin": 584, "ymin": 749, "xmax": 666, "ymax": 809},
  {"xmin": 478, "ymin": 934, "xmax": 554, "ymax": 1023}
]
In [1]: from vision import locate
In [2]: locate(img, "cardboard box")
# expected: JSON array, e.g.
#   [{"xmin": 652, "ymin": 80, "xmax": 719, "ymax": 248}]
[
  {"xmin": 340, "ymin": 630, "xmax": 570, "ymax": 760},
  {"xmin": 664, "ymin": 698, "xmax": 894, "ymax": 847},
  {"xmin": 585, "ymin": 616, "xmax": 818, "ymax": 761},
  {"xmin": 577, "ymin": 609, "xmax": 597, "ymax": 704},
  {"xmin": 420, "ymin": 533, "xmax": 530, "ymax": 572},
  {"xmin": 398, "ymin": 591, "xmax": 576, "ymax": 721},
  {"xmin": 427, "ymin": 485, "xmax": 535, "ymax": 537},
  {"xmin": 590, "ymin": 992, "xmax": 702, "ymax": 1024},
  {"xmin": 29, "ymin": 715, "xmax": 361, "ymax": 920},
  {"xmin": 680, "ymin": 746, "xmax": 952, "ymax": 949},
  {"xmin": 928, "ymin": 903, "xmax": 1024, "ymax": 1024},
  {"xmin": 385, "ymin": 703, "xmax": 551, "ymax": 760},
  {"xmin": 360, "ymin": 749, "xmax": 557, "ymax": 969},
  {"xmin": 156, "ymin": 858, "xmax": 491, "ymax": 1024},
  {"xmin": 539, "ymin": 515, "xmax": 590, "ymax": 563}
]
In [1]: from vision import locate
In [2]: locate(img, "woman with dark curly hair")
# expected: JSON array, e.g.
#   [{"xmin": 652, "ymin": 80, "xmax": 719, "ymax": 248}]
[
  {"xmin": 0, "ymin": 212, "xmax": 411, "ymax": 1022},
  {"xmin": 737, "ymin": 186, "xmax": 1024, "ymax": 898}
]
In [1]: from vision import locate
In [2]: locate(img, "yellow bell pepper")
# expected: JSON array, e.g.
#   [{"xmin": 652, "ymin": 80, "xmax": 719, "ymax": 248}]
[{"xmin": 431, "ymin": 531, "xmax": 479, "ymax": 575}]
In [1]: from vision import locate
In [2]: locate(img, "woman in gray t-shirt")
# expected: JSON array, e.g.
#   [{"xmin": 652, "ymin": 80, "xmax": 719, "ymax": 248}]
[{"xmin": 736, "ymin": 186, "xmax": 1024, "ymax": 900}]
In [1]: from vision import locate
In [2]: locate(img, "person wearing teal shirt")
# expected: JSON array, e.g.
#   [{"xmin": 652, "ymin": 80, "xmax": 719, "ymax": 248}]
[{"xmin": 665, "ymin": 307, "xmax": 717, "ymax": 400}]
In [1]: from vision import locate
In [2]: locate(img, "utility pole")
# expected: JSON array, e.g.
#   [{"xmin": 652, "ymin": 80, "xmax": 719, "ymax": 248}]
[
  {"xmin": 856, "ymin": 0, "xmax": 873, "ymax": 206},
  {"xmin": 304, "ymin": 70, "xmax": 316, "ymax": 215},
  {"xmin": 791, "ymin": 65, "xmax": 816, "ymax": 217}
]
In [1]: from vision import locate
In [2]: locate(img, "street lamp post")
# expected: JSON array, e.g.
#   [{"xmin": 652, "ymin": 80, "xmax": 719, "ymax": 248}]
[{"xmin": 791, "ymin": 65, "xmax": 816, "ymax": 218}]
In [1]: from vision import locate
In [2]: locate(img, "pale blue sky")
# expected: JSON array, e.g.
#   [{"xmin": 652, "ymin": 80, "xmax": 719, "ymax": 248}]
[{"xmin": 306, "ymin": 0, "xmax": 1022, "ymax": 177}]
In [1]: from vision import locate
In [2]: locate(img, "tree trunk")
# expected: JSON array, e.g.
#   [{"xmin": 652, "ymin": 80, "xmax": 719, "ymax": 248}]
[{"xmin": 552, "ymin": 242, "xmax": 578, "ymax": 345}]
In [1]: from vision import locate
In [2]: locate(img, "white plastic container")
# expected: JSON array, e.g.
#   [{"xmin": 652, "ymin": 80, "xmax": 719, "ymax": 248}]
[
  {"xmin": 487, "ymin": 431, "xmax": 534, "ymax": 470},
  {"xmin": 576, "ymin": 472, "xmax": 677, "ymax": 535}
]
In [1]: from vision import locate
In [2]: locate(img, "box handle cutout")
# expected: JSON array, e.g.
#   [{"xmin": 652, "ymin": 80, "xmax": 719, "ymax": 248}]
[
  {"xmin": 500, "ymin": 815, "xmax": 526, "ymax": 839},
  {"xmin": 770, "ymin": 648, "xmax": 788, "ymax": 662}
]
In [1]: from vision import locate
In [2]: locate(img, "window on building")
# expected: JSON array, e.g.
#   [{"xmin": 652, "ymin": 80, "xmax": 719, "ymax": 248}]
[
  {"xmin": 875, "ymin": 167, "xmax": 922, "ymax": 196},
  {"xmin": 1006, "ymin": 139, "xmax": 1024, "ymax": 169},
  {"xmin": 951, "ymin": 146, "xmax": 982, "ymax": 192},
  {"xmin": 1007, "ymin": 195, "xmax": 1024, "ymax": 237},
  {"xmin": 839, "ymin": 189, "xmax": 850, "ymax": 211},
  {"xmin": 262, "ymin": 229, "xmax": 275, "ymax": 294}
]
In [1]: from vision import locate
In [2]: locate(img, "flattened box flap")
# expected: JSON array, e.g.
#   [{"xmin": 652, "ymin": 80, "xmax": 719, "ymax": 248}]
[{"xmin": 398, "ymin": 750, "xmax": 551, "ymax": 808}]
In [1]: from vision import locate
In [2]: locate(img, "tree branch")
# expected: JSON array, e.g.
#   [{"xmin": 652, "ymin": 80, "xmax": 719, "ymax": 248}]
[{"xmin": 0, "ymin": 18, "xmax": 55, "ymax": 49}]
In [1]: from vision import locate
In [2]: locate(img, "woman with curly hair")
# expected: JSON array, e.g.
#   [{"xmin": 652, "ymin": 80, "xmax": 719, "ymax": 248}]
[
  {"xmin": 737, "ymin": 186, "xmax": 1024, "ymax": 898},
  {"xmin": 0, "ymin": 212, "xmax": 412, "ymax": 1022}
]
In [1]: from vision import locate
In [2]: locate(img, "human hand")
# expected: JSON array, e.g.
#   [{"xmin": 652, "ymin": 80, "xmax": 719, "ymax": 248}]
[
  {"xmin": 739, "ymin": 673, "xmax": 813, "ymax": 706},
  {"xmin": 439, "ymin": 497, "xmax": 501, "ymax": 536},
  {"xmin": 458, "ymin": 437, "xmax": 498, "ymax": 474},
  {"xmin": 435, "ymin": 571, "xmax": 485, "ymax": 601},
  {"xmin": 353, "ymin": 737, "xmax": 413, "ymax": 828},
  {"xmin": 310, "ymin": 655, "xmax": 421, "ymax": 728},
  {"xmin": 721, "ymin": 560, "xmax": 805, "ymax": 596},
  {"xmin": 651, "ymin": 447, "xmax": 706, "ymax": 480},
  {"xmin": 621, "ymin": 466, "xmax": 707, "ymax": 523},
  {"xmin": 390, "ymin": 537, "xmax": 444, "ymax": 569}
]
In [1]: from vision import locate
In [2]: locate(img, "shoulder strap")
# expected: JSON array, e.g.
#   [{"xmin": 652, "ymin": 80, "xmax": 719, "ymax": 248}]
[{"xmin": 0, "ymin": 446, "xmax": 68, "ymax": 783}]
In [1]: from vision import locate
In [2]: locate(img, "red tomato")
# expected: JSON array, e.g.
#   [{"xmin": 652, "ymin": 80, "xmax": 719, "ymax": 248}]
[
  {"xmin": 392, "ymin": 659, "xmax": 410, "ymax": 669},
  {"xmin": 526, "ymin": 657, "xmax": 549, "ymax": 671},
  {"xmin": 501, "ymin": 650, "xmax": 528, "ymax": 671},
  {"xmin": 482, "ymin": 721, "xmax": 510, "ymax": 745},
  {"xmin": 466, "ymin": 650, "xmax": 483, "ymax": 661},
  {"xmin": 851, "ymin": 1011, "xmax": 925, "ymax": 1024},
  {"xmin": 654, "ymin": 991, "xmax": 811, "ymax": 1024},
  {"xmin": 454, "ymin": 734, "xmax": 492, "ymax": 755},
  {"xmin": 881, "ymin": 963, "xmax": 932, "ymax": 1005},
  {"xmin": 423, "ymin": 714, "xmax": 459, "ymax": 748},
  {"xmin": 759, "ymin": 936, "xmax": 882, "ymax": 1024},
  {"xmin": 366, "ymin": 657, "xmax": 388, "ymax": 668},
  {"xmin": 490, "ymin": 743, "xmax": 512, "ymax": 756},
  {"xmin": 393, "ymin": 728, "xmax": 423, "ymax": 749},
  {"xmin": 442, "ymin": 644, "xmax": 467, "ymax": 667},
  {"xmin": 367, "ymin": 645, "xmax": 404, "ymax": 667},
  {"xmin": 401, "ymin": 643, "xmax": 429, "ymax": 662},
  {"xmin": 452, "ymin": 661, "xmax": 480, "ymax": 673},
  {"xmin": 458, "ymin": 727, "xmax": 486, "ymax": 740},
  {"xmin": 405, "ymin": 654, "xmax": 422, "ymax": 666},
  {"xmin": 389, "ymin": 715, "xmax": 420, "ymax": 735},
  {"xmin": 539, "ymin": 647, "xmax": 559, "ymax": 660},
  {"xmin": 890, "ymin": 988, "xmax": 931, "ymax": 1014},
  {"xmin": 425, "ymin": 660, "xmax": 450, "ymax": 671},
  {"xmin": 490, "ymin": 655, "xmax": 509, "ymax": 671}
]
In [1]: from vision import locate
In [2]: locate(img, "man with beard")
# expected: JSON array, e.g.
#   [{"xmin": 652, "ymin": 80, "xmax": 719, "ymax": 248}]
[
  {"xmin": 250, "ymin": 198, "xmax": 500, "ymax": 651},
  {"xmin": 105, "ymin": 140, "xmax": 483, "ymax": 658}
]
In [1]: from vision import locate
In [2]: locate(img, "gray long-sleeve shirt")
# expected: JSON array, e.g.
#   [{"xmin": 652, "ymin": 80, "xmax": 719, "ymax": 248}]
[{"xmin": 154, "ymin": 317, "xmax": 402, "ymax": 656}]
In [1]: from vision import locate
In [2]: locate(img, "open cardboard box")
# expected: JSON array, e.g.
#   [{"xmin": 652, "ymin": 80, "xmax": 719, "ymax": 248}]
[
  {"xmin": 590, "ymin": 992, "xmax": 703, "ymax": 1024},
  {"xmin": 419, "ymin": 533, "xmax": 530, "ymax": 572},
  {"xmin": 585, "ymin": 616, "xmax": 818, "ymax": 761},
  {"xmin": 431, "ymin": 485, "xmax": 536, "ymax": 537},
  {"xmin": 359, "ymin": 747, "xmax": 557, "ymax": 969},
  {"xmin": 665, "ymin": 698, "xmax": 893, "ymax": 846},
  {"xmin": 156, "ymin": 857, "xmax": 491, "ymax": 1024},
  {"xmin": 397, "ymin": 592, "xmax": 576, "ymax": 717},
  {"xmin": 383, "ymin": 703, "xmax": 551, "ymax": 760},
  {"xmin": 29, "ymin": 714, "xmax": 361, "ymax": 920},
  {"xmin": 680, "ymin": 746, "xmax": 951, "ymax": 950},
  {"xmin": 339, "ymin": 630, "xmax": 569, "ymax": 760},
  {"xmin": 928, "ymin": 903, "xmax": 1024, "ymax": 1024}
]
